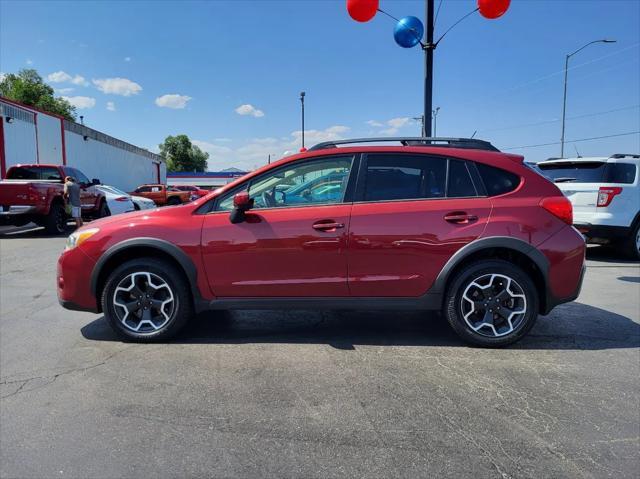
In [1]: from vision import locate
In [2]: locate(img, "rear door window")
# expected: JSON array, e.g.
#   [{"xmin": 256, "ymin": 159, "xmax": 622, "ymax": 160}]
[
  {"xmin": 363, "ymin": 155, "xmax": 447, "ymax": 201},
  {"xmin": 447, "ymin": 160, "xmax": 478, "ymax": 198}
]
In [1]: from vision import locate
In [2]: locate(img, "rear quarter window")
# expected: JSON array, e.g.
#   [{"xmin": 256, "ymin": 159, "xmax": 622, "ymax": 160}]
[
  {"xmin": 604, "ymin": 163, "xmax": 636, "ymax": 184},
  {"xmin": 476, "ymin": 163, "xmax": 520, "ymax": 196}
]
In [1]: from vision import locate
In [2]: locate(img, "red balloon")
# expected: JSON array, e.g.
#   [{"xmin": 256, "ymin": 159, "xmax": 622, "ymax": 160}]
[
  {"xmin": 478, "ymin": 0, "xmax": 511, "ymax": 19},
  {"xmin": 347, "ymin": 0, "xmax": 379, "ymax": 23}
]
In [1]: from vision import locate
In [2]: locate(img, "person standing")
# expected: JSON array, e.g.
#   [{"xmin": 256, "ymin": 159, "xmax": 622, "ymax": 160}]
[{"xmin": 63, "ymin": 176, "xmax": 83, "ymax": 229}]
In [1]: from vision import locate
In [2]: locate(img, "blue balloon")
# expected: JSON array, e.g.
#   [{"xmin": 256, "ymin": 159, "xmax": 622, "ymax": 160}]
[{"xmin": 394, "ymin": 16, "xmax": 424, "ymax": 48}]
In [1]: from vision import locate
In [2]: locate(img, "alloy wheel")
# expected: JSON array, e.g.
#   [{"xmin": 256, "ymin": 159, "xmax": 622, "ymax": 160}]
[
  {"xmin": 113, "ymin": 272, "xmax": 175, "ymax": 333},
  {"xmin": 460, "ymin": 273, "xmax": 527, "ymax": 338}
]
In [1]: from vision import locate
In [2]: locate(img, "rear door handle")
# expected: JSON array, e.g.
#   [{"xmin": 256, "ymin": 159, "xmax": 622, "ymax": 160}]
[
  {"xmin": 444, "ymin": 212, "xmax": 478, "ymax": 224},
  {"xmin": 312, "ymin": 220, "xmax": 345, "ymax": 231}
]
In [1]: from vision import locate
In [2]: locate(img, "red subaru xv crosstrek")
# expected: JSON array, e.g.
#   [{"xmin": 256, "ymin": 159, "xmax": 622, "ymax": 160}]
[{"xmin": 58, "ymin": 138, "xmax": 586, "ymax": 347}]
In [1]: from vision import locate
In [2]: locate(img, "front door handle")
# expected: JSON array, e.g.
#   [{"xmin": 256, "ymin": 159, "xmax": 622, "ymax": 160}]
[
  {"xmin": 312, "ymin": 220, "xmax": 345, "ymax": 232},
  {"xmin": 444, "ymin": 212, "xmax": 478, "ymax": 224}
]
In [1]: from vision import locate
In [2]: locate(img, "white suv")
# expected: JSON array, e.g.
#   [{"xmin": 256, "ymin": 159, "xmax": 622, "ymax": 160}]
[{"xmin": 537, "ymin": 154, "xmax": 640, "ymax": 259}]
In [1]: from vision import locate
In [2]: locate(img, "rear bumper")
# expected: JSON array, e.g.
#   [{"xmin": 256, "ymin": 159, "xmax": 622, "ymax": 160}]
[
  {"xmin": 574, "ymin": 223, "xmax": 631, "ymax": 243},
  {"xmin": 538, "ymin": 225, "xmax": 587, "ymax": 314},
  {"xmin": 0, "ymin": 205, "xmax": 37, "ymax": 215}
]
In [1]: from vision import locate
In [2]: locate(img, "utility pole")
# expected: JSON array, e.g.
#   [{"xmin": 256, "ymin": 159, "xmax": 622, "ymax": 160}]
[
  {"xmin": 560, "ymin": 39, "xmax": 615, "ymax": 157},
  {"xmin": 300, "ymin": 91, "xmax": 306, "ymax": 150},
  {"xmin": 432, "ymin": 107, "xmax": 440, "ymax": 137},
  {"xmin": 423, "ymin": 0, "xmax": 434, "ymax": 137}
]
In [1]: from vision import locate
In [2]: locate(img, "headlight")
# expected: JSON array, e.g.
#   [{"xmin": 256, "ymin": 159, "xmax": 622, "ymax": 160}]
[{"xmin": 65, "ymin": 228, "xmax": 100, "ymax": 251}]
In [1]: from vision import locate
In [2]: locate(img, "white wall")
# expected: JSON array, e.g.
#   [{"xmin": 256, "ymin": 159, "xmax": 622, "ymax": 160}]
[
  {"xmin": 65, "ymin": 131, "xmax": 164, "ymax": 192},
  {"xmin": 2, "ymin": 115, "xmax": 38, "ymax": 169},
  {"xmin": 36, "ymin": 114, "xmax": 63, "ymax": 165}
]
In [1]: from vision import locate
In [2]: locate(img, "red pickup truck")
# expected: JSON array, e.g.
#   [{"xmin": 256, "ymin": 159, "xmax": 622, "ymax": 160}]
[{"xmin": 0, "ymin": 164, "xmax": 107, "ymax": 234}]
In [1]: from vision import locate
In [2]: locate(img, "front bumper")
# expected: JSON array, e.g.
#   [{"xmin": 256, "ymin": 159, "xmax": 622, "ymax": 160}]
[{"xmin": 57, "ymin": 247, "xmax": 99, "ymax": 313}]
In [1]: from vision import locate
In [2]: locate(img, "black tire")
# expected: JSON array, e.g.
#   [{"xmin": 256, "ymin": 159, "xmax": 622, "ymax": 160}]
[
  {"xmin": 444, "ymin": 259, "xmax": 539, "ymax": 347},
  {"xmin": 101, "ymin": 258, "xmax": 193, "ymax": 342},
  {"xmin": 98, "ymin": 200, "xmax": 110, "ymax": 218},
  {"xmin": 133, "ymin": 203, "xmax": 140, "ymax": 211},
  {"xmin": 43, "ymin": 202, "xmax": 67, "ymax": 235},
  {"xmin": 622, "ymin": 221, "xmax": 640, "ymax": 261},
  {"xmin": 167, "ymin": 197, "xmax": 181, "ymax": 206}
]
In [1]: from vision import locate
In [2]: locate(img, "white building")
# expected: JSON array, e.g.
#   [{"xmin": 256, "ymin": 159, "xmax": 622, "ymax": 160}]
[{"xmin": 0, "ymin": 97, "xmax": 165, "ymax": 191}]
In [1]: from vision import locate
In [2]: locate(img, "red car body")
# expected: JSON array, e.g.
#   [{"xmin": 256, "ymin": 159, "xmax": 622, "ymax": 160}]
[
  {"xmin": 0, "ymin": 164, "xmax": 105, "ymax": 233},
  {"xmin": 173, "ymin": 185, "xmax": 209, "ymax": 198},
  {"xmin": 58, "ymin": 140, "xmax": 586, "ymax": 345}
]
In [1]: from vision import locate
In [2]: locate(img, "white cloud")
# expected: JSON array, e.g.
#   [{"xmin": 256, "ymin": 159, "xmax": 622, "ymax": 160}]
[
  {"xmin": 93, "ymin": 77, "xmax": 142, "ymax": 96},
  {"xmin": 55, "ymin": 87, "xmax": 75, "ymax": 94},
  {"xmin": 124, "ymin": 57, "xmax": 131, "ymax": 62},
  {"xmin": 155, "ymin": 94, "xmax": 192, "ymax": 109},
  {"xmin": 47, "ymin": 71, "xmax": 88, "ymax": 86},
  {"xmin": 47, "ymin": 71, "xmax": 72, "ymax": 83},
  {"xmin": 192, "ymin": 125, "xmax": 350, "ymax": 171},
  {"xmin": 235, "ymin": 104, "xmax": 264, "ymax": 118},
  {"xmin": 71, "ymin": 75, "xmax": 88, "ymax": 86},
  {"xmin": 106, "ymin": 101, "xmax": 116, "ymax": 111},
  {"xmin": 377, "ymin": 117, "xmax": 413, "ymax": 135},
  {"xmin": 26, "ymin": 59, "xmax": 33, "ymax": 65},
  {"xmin": 366, "ymin": 120, "xmax": 383, "ymax": 127},
  {"xmin": 61, "ymin": 96, "xmax": 96, "ymax": 109}
]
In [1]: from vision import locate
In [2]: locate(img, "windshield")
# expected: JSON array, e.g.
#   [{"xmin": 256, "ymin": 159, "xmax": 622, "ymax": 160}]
[{"xmin": 537, "ymin": 161, "xmax": 637, "ymax": 184}]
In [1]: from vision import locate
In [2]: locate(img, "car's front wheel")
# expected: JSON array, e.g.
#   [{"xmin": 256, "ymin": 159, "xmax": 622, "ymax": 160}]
[
  {"xmin": 101, "ymin": 258, "xmax": 193, "ymax": 341},
  {"xmin": 444, "ymin": 260, "xmax": 539, "ymax": 347}
]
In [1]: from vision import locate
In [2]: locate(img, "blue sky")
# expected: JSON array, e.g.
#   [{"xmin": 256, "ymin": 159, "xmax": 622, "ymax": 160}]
[{"xmin": 1, "ymin": 0, "xmax": 638, "ymax": 170}]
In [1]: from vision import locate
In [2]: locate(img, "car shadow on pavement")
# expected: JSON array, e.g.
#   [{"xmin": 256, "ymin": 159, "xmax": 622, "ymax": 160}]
[
  {"xmin": 586, "ymin": 245, "xmax": 639, "ymax": 264},
  {"xmin": 81, "ymin": 301, "xmax": 639, "ymax": 350}
]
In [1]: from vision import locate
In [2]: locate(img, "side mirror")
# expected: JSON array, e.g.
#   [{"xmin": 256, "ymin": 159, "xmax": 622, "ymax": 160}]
[
  {"xmin": 230, "ymin": 191, "xmax": 254, "ymax": 224},
  {"xmin": 92, "ymin": 178, "xmax": 100, "ymax": 185}
]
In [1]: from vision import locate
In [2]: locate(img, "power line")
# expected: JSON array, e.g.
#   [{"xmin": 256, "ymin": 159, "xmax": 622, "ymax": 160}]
[
  {"xmin": 503, "ymin": 131, "xmax": 640, "ymax": 150},
  {"xmin": 479, "ymin": 105, "xmax": 640, "ymax": 133},
  {"xmin": 434, "ymin": 0, "xmax": 444, "ymax": 26}
]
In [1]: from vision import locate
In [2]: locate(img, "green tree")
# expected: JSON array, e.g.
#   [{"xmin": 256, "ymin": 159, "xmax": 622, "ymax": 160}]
[
  {"xmin": 0, "ymin": 69, "xmax": 77, "ymax": 120},
  {"xmin": 159, "ymin": 134, "xmax": 209, "ymax": 172}
]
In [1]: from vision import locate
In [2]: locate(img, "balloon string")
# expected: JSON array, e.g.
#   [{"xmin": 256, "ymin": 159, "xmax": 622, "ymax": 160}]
[
  {"xmin": 377, "ymin": 8, "xmax": 400, "ymax": 23},
  {"xmin": 434, "ymin": 7, "xmax": 479, "ymax": 47}
]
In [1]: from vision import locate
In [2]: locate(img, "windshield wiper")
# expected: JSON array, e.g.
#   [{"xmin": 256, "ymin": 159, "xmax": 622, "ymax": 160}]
[{"xmin": 553, "ymin": 177, "xmax": 577, "ymax": 183}]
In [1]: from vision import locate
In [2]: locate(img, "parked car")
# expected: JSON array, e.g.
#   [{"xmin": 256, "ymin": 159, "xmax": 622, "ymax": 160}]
[
  {"xmin": 58, "ymin": 137, "xmax": 586, "ymax": 347},
  {"xmin": 129, "ymin": 184, "xmax": 191, "ymax": 206},
  {"xmin": 0, "ymin": 164, "xmax": 106, "ymax": 234},
  {"xmin": 537, "ymin": 154, "xmax": 640, "ymax": 259},
  {"xmin": 95, "ymin": 185, "xmax": 136, "ymax": 216},
  {"xmin": 130, "ymin": 195, "xmax": 156, "ymax": 211},
  {"xmin": 173, "ymin": 185, "xmax": 210, "ymax": 201}
]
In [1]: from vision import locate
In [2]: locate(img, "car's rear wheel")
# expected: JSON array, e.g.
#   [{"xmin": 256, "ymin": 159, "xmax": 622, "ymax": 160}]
[
  {"xmin": 102, "ymin": 258, "xmax": 193, "ymax": 342},
  {"xmin": 43, "ymin": 202, "xmax": 67, "ymax": 235},
  {"xmin": 623, "ymin": 221, "xmax": 640, "ymax": 260},
  {"xmin": 444, "ymin": 260, "xmax": 539, "ymax": 347}
]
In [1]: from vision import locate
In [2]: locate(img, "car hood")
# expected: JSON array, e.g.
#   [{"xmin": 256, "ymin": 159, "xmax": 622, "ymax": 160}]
[{"xmin": 85, "ymin": 204, "xmax": 187, "ymax": 228}]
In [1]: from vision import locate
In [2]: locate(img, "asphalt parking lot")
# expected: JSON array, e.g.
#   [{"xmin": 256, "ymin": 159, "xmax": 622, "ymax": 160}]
[{"xmin": 1, "ymin": 225, "xmax": 638, "ymax": 479}]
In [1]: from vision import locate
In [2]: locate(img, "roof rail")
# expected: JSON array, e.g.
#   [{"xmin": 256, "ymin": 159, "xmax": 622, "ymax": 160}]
[
  {"xmin": 610, "ymin": 153, "xmax": 640, "ymax": 159},
  {"xmin": 307, "ymin": 137, "xmax": 500, "ymax": 152}
]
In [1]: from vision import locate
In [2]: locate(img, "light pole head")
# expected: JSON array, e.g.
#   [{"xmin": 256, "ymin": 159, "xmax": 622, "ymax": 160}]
[
  {"xmin": 300, "ymin": 91, "xmax": 305, "ymax": 98},
  {"xmin": 602, "ymin": 39, "xmax": 616, "ymax": 43}
]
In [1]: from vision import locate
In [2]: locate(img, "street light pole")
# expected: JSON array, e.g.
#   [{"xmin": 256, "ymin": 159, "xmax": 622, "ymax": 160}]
[
  {"xmin": 560, "ymin": 39, "xmax": 616, "ymax": 157},
  {"xmin": 432, "ymin": 107, "xmax": 440, "ymax": 137},
  {"xmin": 423, "ymin": 0, "xmax": 434, "ymax": 138},
  {"xmin": 300, "ymin": 91, "xmax": 306, "ymax": 150}
]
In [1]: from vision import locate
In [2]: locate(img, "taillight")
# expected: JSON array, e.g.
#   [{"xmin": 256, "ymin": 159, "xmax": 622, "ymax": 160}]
[
  {"xmin": 540, "ymin": 196, "xmax": 573, "ymax": 225},
  {"xmin": 114, "ymin": 196, "xmax": 129, "ymax": 202},
  {"xmin": 597, "ymin": 187, "xmax": 622, "ymax": 207}
]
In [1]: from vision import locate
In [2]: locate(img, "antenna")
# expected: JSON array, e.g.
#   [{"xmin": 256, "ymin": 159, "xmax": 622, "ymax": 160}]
[{"xmin": 573, "ymin": 144, "xmax": 582, "ymax": 158}]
